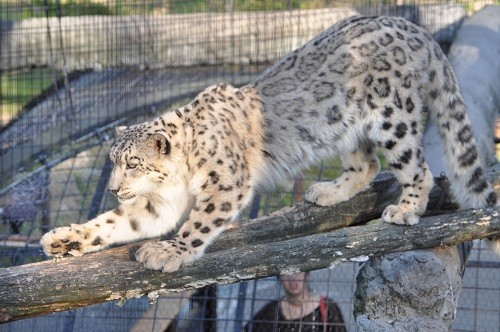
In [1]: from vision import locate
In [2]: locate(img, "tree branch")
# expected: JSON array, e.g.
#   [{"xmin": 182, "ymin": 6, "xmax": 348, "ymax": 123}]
[{"xmin": 0, "ymin": 171, "xmax": 498, "ymax": 323}]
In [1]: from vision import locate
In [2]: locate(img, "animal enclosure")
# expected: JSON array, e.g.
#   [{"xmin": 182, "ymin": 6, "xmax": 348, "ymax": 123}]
[{"xmin": 1, "ymin": 1, "xmax": 499, "ymax": 331}]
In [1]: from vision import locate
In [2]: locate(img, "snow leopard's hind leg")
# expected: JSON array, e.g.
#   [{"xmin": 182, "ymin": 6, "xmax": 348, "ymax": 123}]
[
  {"xmin": 380, "ymin": 136, "xmax": 434, "ymax": 225},
  {"xmin": 305, "ymin": 143, "xmax": 380, "ymax": 206}
]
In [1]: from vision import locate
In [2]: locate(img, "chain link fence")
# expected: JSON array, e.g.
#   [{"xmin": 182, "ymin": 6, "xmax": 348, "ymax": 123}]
[{"xmin": 1, "ymin": 1, "xmax": 498, "ymax": 331}]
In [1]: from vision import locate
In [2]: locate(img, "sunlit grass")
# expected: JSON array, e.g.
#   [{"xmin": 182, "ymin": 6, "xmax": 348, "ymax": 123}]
[
  {"xmin": 0, "ymin": 68, "xmax": 61, "ymax": 125},
  {"xmin": 1, "ymin": 0, "xmax": 112, "ymax": 20}
]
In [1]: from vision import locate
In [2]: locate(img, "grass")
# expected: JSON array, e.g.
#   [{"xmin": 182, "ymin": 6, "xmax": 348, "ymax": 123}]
[
  {"xmin": 1, "ymin": 0, "xmax": 112, "ymax": 20},
  {"xmin": 2, "ymin": 0, "xmax": 452, "ymax": 19},
  {"xmin": 0, "ymin": 68, "xmax": 61, "ymax": 125}
]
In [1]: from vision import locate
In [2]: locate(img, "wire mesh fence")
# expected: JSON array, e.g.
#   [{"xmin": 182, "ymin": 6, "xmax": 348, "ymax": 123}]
[{"xmin": 0, "ymin": 1, "xmax": 499, "ymax": 331}]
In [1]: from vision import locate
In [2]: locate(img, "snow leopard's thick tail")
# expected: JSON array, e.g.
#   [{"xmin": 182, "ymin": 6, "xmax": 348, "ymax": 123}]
[{"xmin": 425, "ymin": 49, "xmax": 496, "ymax": 209}]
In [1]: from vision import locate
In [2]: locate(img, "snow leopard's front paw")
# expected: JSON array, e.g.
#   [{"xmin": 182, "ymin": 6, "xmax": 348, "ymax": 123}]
[
  {"xmin": 382, "ymin": 204, "xmax": 420, "ymax": 225},
  {"xmin": 40, "ymin": 224, "xmax": 94, "ymax": 257},
  {"xmin": 305, "ymin": 181, "xmax": 350, "ymax": 206},
  {"xmin": 135, "ymin": 240, "xmax": 192, "ymax": 273}
]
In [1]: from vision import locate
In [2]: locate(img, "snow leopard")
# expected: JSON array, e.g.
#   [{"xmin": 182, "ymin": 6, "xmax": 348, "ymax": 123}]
[{"xmin": 41, "ymin": 16, "xmax": 496, "ymax": 272}]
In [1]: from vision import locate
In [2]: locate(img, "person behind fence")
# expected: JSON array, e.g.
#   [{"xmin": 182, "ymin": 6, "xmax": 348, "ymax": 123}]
[{"xmin": 244, "ymin": 272, "xmax": 346, "ymax": 331}]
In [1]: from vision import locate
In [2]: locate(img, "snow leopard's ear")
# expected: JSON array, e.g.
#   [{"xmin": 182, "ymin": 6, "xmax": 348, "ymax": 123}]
[
  {"xmin": 115, "ymin": 126, "xmax": 127, "ymax": 136},
  {"xmin": 147, "ymin": 133, "xmax": 171, "ymax": 156}
]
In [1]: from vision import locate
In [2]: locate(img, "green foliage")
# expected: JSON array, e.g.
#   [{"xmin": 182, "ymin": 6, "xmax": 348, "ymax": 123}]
[
  {"xmin": 1, "ymin": 1, "xmax": 114, "ymax": 19},
  {"xmin": 3, "ymin": 0, "xmax": 482, "ymax": 17},
  {"xmin": 162, "ymin": 0, "xmax": 304, "ymax": 14},
  {"xmin": 33, "ymin": 0, "xmax": 113, "ymax": 17}
]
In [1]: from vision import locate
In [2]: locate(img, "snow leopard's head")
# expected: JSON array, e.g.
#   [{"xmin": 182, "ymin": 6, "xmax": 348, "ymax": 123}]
[{"xmin": 108, "ymin": 119, "xmax": 186, "ymax": 204}]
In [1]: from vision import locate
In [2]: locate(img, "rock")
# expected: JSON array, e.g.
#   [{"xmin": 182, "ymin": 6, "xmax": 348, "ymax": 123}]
[{"xmin": 354, "ymin": 247, "xmax": 462, "ymax": 331}]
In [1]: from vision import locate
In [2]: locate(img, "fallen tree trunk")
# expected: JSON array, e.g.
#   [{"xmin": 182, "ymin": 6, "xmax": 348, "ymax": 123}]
[{"xmin": 0, "ymin": 170, "xmax": 498, "ymax": 323}]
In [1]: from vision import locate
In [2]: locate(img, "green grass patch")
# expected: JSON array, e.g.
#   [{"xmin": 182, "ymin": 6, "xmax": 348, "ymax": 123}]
[
  {"xmin": 1, "ymin": 1, "xmax": 113, "ymax": 20},
  {"xmin": 1, "ymin": 68, "xmax": 61, "ymax": 124},
  {"xmin": 2, "ymin": 0, "xmax": 438, "ymax": 19},
  {"xmin": 40, "ymin": 0, "xmax": 113, "ymax": 17}
]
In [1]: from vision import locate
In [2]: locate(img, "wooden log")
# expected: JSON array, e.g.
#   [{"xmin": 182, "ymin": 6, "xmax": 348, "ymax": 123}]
[{"xmin": 0, "ymin": 171, "xmax": 498, "ymax": 323}]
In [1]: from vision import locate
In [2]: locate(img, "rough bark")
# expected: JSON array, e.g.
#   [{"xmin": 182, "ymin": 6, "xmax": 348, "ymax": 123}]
[{"xmin": 0, "ymin": 170, "xmax": 498, "ymax": 323}]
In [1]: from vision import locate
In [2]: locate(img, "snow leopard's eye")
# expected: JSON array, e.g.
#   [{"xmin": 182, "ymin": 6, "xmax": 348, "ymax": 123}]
[{"xmin": 126, "ymin": 157, "xmax": 140, "ymax": 170}]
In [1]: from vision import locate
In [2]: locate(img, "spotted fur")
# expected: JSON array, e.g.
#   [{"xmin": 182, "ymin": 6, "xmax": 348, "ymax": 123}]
[{"xmin": 41, "ymin": 16, "xmax": 496, "ymax": 272}]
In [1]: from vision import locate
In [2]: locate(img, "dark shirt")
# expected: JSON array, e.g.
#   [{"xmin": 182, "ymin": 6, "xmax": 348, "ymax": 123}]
[{"xmin": 244, "ymin": 297, "xmax": 346, "ymax": 332}]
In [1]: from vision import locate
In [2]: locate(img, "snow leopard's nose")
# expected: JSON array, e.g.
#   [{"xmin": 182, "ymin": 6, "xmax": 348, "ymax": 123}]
[{"xmin": 109, "ymin": 188, "xmax": 119, "ymax": 195}]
